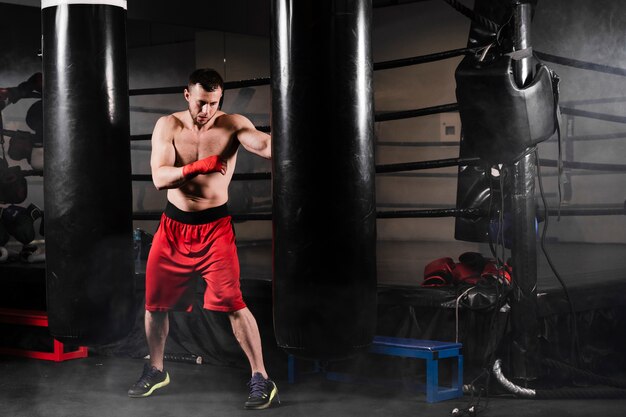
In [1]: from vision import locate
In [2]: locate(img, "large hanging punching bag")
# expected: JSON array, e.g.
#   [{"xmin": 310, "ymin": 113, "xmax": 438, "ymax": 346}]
[
  {"xmin": 42, "ymin": 0, "xmax": 134, "ymax": 345},
  {"xmin": 271, "ymin": 0, "xmax": 377, "ymax": 360}
]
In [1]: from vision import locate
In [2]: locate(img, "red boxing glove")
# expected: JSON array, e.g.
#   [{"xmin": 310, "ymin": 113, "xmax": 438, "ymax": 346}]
[
  {"xmin": 422, "ymin": 257, "xmax": 455, "ymax": 287},
  {"xmin": 182, "ymin": 155, "xmax": 225, "ymax": 178}
]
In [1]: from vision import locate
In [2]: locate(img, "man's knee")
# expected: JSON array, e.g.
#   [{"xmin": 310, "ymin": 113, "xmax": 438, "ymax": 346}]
[
  {"xmin": 228, "ymin": 306, "xmax": 249, "ymax": 320},
  {"xmin": 146, "ymin": 310, "xmax": 168, "ymax": 324}
]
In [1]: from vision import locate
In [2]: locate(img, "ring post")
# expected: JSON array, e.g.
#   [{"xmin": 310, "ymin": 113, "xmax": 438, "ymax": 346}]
[{"xmin": 508, "ymin": 1, "xmax": 540, "ymax": 382}]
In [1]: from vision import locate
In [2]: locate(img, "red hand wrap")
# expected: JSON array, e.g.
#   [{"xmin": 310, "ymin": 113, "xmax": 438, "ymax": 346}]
[{"xmin": 182, "ymin": 155, "xmax": 223, "ymax": 178}]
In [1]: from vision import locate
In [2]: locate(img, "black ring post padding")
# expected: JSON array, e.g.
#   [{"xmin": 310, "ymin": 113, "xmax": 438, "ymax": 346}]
[
  {"xmin": 375, "ymin": 103, "xmax": 459, "ymax": 122},
  {"xmin": 560, "ymin": 107, "xmax": 626, "ymax": 124},
  {"xmin": 535, "ymin": 51, "xmax": 626, "ymax": 77},
  {"xmin": 373, "ymin": 47, "xmax": 477, "ymax": 71}
]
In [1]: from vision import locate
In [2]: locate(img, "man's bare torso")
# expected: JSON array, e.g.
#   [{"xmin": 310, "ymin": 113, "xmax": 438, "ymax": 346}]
[{"xmin": 167, "ymin": 110, "xmax": 239, "ymax": 211}]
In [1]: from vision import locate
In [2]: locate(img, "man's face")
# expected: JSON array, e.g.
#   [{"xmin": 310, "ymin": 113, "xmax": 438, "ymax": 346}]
[{"xmin": 184, "ymin": 84, "xmax": 222, "ymax": 126}]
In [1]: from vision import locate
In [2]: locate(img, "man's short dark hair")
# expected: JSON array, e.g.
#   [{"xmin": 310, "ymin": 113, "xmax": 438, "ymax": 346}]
[{"xmin": 188, "ymin": 68, "xmax": 224, "ymax": 92}]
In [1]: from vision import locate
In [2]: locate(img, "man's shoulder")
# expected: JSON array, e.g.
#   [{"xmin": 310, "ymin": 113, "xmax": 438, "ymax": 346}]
[
  {"xmin": 152, "ymin": 113, "xmax": 186, "ymax": 142},
  {"xmin": 214, "ymin": 112, "xmax": 251, "ymax": 130},
  {"xmin": 156, "ymin": 112, "xmax": 186, "ymax": 130},
  {"xmin": 164, "ymin": 112, "xmax": 187, "ymax": 124}
]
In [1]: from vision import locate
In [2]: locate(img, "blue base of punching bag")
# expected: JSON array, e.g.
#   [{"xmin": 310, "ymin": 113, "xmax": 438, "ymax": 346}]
[{"xmin": 270, "ymin": 0, "xmax": 377, "ymax": 360}]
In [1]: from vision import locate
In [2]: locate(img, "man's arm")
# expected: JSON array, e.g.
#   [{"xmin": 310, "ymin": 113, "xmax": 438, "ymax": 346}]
[
  {"xmin": 229, "ymin": 114, "xmax": 271, "ymax": 159},
  {"xmin": 150, "ymin": 116, "xmax": 227, "ymax": 190},
  {"xmin": 150, "ymin": 116, "xmax": 187, "ymax": 190}
]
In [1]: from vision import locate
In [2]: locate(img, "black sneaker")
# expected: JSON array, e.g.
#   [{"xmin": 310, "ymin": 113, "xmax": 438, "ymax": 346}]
[
  {"xmin": 244, "ymin": 372, "xmax": 279, "ymax": 410},
  {"xmin": 128, "ymin": 363, "xmax": 170, "ymax": 398}
]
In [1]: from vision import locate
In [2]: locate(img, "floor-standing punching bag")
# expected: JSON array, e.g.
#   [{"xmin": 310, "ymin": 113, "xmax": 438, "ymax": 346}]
[
  {"xmin": 42, "ymin": 0, "xmax": 134, "ymax": 345},
  {"xmin": 271, "ymin": 0, "xmax": 377, "ymax": 359}
]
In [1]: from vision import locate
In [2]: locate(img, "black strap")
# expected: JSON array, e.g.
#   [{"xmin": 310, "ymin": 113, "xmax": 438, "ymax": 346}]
[
  {"xmin": 549, "ymin": 68, "xmax": 563, "ymax": 219},
  {"xmin": 507, "ymin": 47, "xmax": 533, "ymax": 61},
  {"xmin": 440, "ymin": 0, "xmax": 500, "ymax": 34}
]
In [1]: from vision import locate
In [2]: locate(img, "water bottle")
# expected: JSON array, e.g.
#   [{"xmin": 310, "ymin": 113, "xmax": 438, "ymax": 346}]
[{"xmin": 133, "ymin": 228, "xmax": 142, "ymax": 273}]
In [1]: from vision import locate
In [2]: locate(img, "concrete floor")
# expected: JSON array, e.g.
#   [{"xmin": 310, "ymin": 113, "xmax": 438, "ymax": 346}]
[{"xmin": 2, "ymin": 354, "xmax": 626, "ymax": 417}]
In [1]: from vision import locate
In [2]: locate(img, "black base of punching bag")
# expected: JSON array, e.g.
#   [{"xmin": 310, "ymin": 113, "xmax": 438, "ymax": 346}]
[
  {"xmin": 271, "ymin": 0, "xmax": 378, "ymax": 360},
  {"xmin": 42, "ymin": 0, "xmax": 134, "ymax": 345}
]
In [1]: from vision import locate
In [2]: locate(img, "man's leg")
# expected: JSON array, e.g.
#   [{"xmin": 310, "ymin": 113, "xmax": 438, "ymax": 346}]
[
  {"xmin": 230, "ymin": 307, "xmax": 279, "ymax": 409},
  {"xmin": 229, "ymin": 307, "xmax": 267, "ymax": 378},
  {"xmin": 146, "ymin": 310, "xmax": 169, "ymax": 371},
  {"xmin": 128, "ymin": 310, "xmax": 171, "ymax": 398}
]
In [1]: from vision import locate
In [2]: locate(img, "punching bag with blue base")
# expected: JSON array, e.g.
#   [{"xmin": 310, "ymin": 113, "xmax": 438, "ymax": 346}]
[{"xmin": 271, "ymin": 0, "xmax": 378, "ymax": 360}]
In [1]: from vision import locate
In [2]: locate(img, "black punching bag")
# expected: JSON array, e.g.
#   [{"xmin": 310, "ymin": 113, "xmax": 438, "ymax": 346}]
[
  {"xmin": 271, "ymin": 0, "xmax": 377, "ymax": 360},
  {"xmin": 42, "ymin": 0, "xmax": 134, "ymax": 345}
]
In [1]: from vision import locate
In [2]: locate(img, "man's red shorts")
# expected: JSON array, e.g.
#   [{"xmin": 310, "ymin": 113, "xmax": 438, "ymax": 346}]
[{"xmin": 145, "ymin": 202, "xmax": 246, "ymax": 313}]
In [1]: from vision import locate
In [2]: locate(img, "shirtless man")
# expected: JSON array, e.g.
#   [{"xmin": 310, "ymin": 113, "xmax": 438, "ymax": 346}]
[{"xmin": 128, "ymin": 68, "xmax": 278, "ymax": 410}]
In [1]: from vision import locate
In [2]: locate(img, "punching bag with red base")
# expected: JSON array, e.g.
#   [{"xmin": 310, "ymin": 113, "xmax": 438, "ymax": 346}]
[{"xmin": 42, "ymin": 0, "xmax": 134, "ymax": 345}]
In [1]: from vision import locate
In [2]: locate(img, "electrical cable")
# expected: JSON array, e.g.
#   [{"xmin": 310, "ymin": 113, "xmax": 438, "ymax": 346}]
[
  {"xmin": 535, "ymin": 149, "xmax": 582, "ymax": 369},
  {"xmin": 494, "ymin": 358, "xmax": 626, "ymax": 399},
  {"xmin": 455, "ymin": 286, "xmax": 474, "ymax": 343}
]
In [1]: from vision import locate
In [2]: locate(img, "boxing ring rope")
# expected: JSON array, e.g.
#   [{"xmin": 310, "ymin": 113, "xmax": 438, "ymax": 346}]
[
  {"xmin": 127, "ymin": 155, "xmax": 626, "ymax": 183},
  {"xmin": 560, "ymin": 97, "xmax": 626, "ymax": 107},
  {"xmin": 560, "ymin": 107, "xmax": 626, "ymax": 125},
  {"xmin": 127, "ymin": 146, "xmax": 626, "ymax": 222},
  {"xmin": 121, "ymin": 44, "xmax": 626, "ymax": 214},
  {"xmin": 4, "ymin": 39, "xmax": 626, "ymax": 205},
  {"xmin": 535, "ymin": 51, "xmax": 626, "ymax": 77},
  {"xmin": 4, "ymin": 26, "xmax": 624, "ymax": 227},
  {"xmin": 378, "ymin": 140, "xmax": 460, "ymax": 147},
  {"xmin": 128, "ymin": 77, "xmax": 271, "ymax": 97}
]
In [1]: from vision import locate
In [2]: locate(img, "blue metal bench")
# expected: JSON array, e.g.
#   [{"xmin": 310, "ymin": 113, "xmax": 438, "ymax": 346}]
[
  {"xmin": 368, "ymin": 336, "xmax": 463, "ymax": 403},
  {"xmin": 288, "ymin": 336, "xmax": 463, "ymax": 403}
]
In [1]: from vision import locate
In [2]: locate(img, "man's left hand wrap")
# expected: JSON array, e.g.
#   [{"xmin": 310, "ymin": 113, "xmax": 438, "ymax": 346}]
[{"xmin": 182, "ymin": 155, "xmax": 224, "ymax": 178}]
